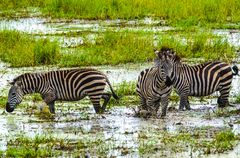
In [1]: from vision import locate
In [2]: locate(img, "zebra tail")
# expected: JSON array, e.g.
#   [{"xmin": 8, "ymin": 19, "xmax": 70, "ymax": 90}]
[
  {"xmin": 106, "ymin": 78, "xmax": 119, "ymax": 100},
  {"xmin": 232, "ymin": 65, "xmax": 239, "ymax": 76}
]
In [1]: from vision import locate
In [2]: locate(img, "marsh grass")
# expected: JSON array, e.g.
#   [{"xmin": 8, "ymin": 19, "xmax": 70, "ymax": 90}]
[
  {"xmin": 6, "ymin": 135, "xmax": 65, "ymax": 157},
  {"xmin": 60, "ymin": 31, "xmax": 155, "ymax": 67},
  {"xmin": 0, "ymin": 30, "xmax": 236, "ymax": 67},
  {"xmin": 0, "ymin": 96, "xmax": 7, "ymax": 108},
  {"xmin": 6, "ymin": 134, "xmax": 115, "ymax": 157},
  {"xmin": 0, "ymin": 0, "xmax": 44, "ymax": 9},
  {"xmin": 138, "ymin": 129, "xmax": 239, "ymax": 155},
  {"xmin": 157, "ymin": 31, "xmax": 235, "ymax": 62},
  {"xmin": 60, "ymin": 30, "xmax": 235, "ymax": 67},
  {"xmin": 0, "ymin": 30, "xmax": 60, "ymax": 67},
  {"xmin": 1, "ymin": 0, "xmax": 240, "ymax": 27}
]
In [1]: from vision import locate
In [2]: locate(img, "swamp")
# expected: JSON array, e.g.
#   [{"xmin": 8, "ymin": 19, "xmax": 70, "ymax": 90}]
[{"xmin": 0, "ymin": 0, "xmax": 240, "ymax": 157}]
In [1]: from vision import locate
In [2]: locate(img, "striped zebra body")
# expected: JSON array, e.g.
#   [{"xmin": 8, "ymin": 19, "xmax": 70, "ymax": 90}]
[
  {"xmin": 155, "ymin": 47, "xmax": 238, "ymax": 110},
  {"xmin": 136, "ymin": 66, "xmax": 172, "ymax": 117},
  {"xmin": 6, "ymin": 68, "xmax": 118, "ymax": 113}
]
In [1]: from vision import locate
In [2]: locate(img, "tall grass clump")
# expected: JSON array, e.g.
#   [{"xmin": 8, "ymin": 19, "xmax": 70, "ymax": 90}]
[
  {"xmin": 60, "ymin": 31, "xmax": 155, "ymax": 67},
  {"xmin": 0, "ymin": 30, "xmax": 60, "ymax": 67},
  {"xmin": 157, "ymin": 31, "xmax": 235, "ymax": 61},
  {"xmin": 42, "ymin": 0, "xmax": 240, "ymax": 26},
  {"xmin": 1, "ymin": 0, "xmax": 240, "ymax": 27},
  {"xmin": 0, "ymin": 0, "xmax": 46, "ymax": 10}
]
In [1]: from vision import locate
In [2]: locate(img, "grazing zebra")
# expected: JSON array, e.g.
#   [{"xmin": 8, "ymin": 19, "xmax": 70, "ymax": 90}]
[
  {"xmin": 6, "ymin": 68, "xmax": 119, "ymax": 114},
  {"xmin": 155, "ymin": 47, "xmax": 238, "ymax": 110},
  {"xmin": 136, "ymin": 60, "xmax": 172, "ymax": 117}
]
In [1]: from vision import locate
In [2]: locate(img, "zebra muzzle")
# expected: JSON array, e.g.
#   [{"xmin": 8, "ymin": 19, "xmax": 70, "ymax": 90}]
[{"xmin": 6, "ymin": 102, "xmax": 14, "ymax": 113}]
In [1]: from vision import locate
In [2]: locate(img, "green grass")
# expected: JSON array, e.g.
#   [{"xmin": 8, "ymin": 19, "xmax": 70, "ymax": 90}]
[
  {"xmin": 138, "ymin": 129, "xmax": 239, "ymax": 156},
  {"xmin": 1, "ymin": 0, "xmax": 240, "ymax": 27},
  {"xmin": 0, "ymin": 0, "xmax": 45, "ymax": 10},
  {"xmin": 0, "ymin": 30, "xmax": 236, "ymax": 67},
  {"xmin": 0, "ymin": 30, "xmax": 60, "ymax": 67},
  {"xmin": 157, "ymin": 31, "xmax": 235, "ymax": 62},
  {"xmin": 59, "ymin": 30, "xmax": 236, "ymax": 67},
  {"xmin": 59, "ymin": 31, "xmax": 155, "ymax": 66},
  {"xmin": 0, "ymin": 96, "xmax": 7, "ymax": 108},
  {"xmin": 5, "ymin": 134, "xmax": 117, "ymax": 157}
]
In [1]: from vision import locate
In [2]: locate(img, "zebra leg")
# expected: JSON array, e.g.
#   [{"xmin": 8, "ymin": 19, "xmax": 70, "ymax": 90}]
[
  {"xmin": 89, "ymin": 96, "xmax": 102, "ymax": 113},
  {"xmin": 138, "ymin": 95, "xmax": 147, "ymax": 110},
  {"xmin": 42, "ymin": 92, "xmax": 56, "ymax": 114},
  {"xmin": 48, "ymin": 101, "xmax": 55, "ymax": 114},
  {"xmin": 179, "ymin": 95, "xmax": 189, "ymax": 111},
  {"xmin": 185, "ymin": 100, "xmax": 191, "ymax": 110},
  {"xmin": 160, "ymin": 96, "xmax": 168, "ymax": 117},
  {"xmin": 218, "ymin": 86, "xmax": 231, "ymax": 108},
  {"xmin": 101, "ymin": 93, "xmax": 111, "ymax": 112}
]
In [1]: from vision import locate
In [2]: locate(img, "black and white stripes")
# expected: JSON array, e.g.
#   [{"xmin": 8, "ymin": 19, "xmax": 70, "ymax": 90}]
[
  {"xmin": 136, "ymin": 62, "xmax": 172, "ymax": 117},
  {"xmin": 155, "ymin": 47, "xmax": 238, "ymax": 110},
  {"xmin": 6, "ymin": 68, "xmax": 118, "ymax": 113}
]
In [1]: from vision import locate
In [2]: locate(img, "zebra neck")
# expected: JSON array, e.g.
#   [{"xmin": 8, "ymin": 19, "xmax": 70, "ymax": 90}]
[
  {"xmin": 155, "ymin": 67, "xmax": 164, "ymax": 87},
  {"xmin": 22, "ymin": 73, "xmax": 45, "ymax": 95},
  {"xmin": 171, "ymin": 64, "xmax": 183, "ymax": 87}
]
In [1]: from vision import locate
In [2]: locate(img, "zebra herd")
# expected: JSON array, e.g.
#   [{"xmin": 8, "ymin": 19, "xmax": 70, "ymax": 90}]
[{"xmin": 6, "ymin": 47, "xmax": 239, "ymax": 117}]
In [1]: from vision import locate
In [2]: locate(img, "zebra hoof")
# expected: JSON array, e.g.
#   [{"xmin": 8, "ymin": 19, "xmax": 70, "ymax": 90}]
[
  {"xmin": 139, "ymin": 110, "xmax": 151, "ymax": 118},
  {"xmin": 178, "ymin": 108, "xmax": 184, "ymax": 111},
  {"xmin": 159, "ymin": 114, "xmax": 166, "ymax": 119}
]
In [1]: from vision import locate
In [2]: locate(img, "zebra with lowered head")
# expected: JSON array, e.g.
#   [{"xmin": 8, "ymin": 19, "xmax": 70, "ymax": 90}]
[
  {"xmin": 155, "ymin": 47, "xmax": 238, "ymax": 110},
  {"xmin": 136, "ymin": 59, "xmax": 172, "ymax": 117},
  {"xmin": 6, "ymin": 68, "xmax": 119, "ymax": 114}
]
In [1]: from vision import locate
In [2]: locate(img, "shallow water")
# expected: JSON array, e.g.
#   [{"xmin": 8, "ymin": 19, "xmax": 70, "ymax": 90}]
[{"xmin": 0, "ymin": 102, "xmax": 240, "ymax": 157}]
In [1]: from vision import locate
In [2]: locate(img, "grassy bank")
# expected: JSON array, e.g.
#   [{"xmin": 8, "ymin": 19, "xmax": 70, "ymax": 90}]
[
  {"xmin": 1, "ymin": 0, "xmax": 240, "ymax": 27},
  {"xmin": 0, "ymin": 30, "xmax": 236, "ymax": 67},
  {"xmin": 0, "ymin": 30, "xmax": 60, "ymax": 67}
]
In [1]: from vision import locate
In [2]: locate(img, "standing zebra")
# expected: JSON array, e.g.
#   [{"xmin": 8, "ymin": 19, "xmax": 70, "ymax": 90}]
[
  {"xmin": 6, "ymin": 68, "xmax": 119, "ymax": 114},
  {"xmin": 136, "ymin": 60, "xmax": 172, "ymax": 117},
  {"xmin": 155, "ymin": 47, "xmax": 238, "ymax": 110}
]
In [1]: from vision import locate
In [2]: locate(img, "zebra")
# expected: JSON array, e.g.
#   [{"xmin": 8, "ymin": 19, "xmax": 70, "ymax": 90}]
[
  {"xmin": 136, "ymin": 59, "xmax": 172, "ymax": 117},
  {"xmin": 155, "ymin": 47, "xmax": 239, "ymax": 110},
  {"xmin": 6, "ymin": 68, "xmax": 119, "ymax": 114}
]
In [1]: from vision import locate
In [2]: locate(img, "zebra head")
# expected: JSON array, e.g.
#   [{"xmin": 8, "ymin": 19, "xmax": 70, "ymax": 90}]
[
  {"xmin": 154, "ymin": 47, "xmax": 180, "ymax": 86},
  {"xmin": 6, "ymin": 81, "xmax": 24, "ymax": 113}
]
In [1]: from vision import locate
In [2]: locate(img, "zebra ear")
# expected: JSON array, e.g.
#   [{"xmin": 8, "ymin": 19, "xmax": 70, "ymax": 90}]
[
  {"xmin": 15, "ymin": 81, "xmax": 22, "ymax": 86},
  {"xmin": 8, "ymin": 80, "xmax": 14, "ymax": 85},
  {"xmin": 174, "ymin": 55, "xmax": 181, "ymax": 63},
  {"xmin": 154, "ymin": 49, "xmax": 161, "ymax": 58}
]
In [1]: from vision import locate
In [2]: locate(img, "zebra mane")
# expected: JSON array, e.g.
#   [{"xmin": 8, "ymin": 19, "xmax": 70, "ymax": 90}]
[
  {"xmin": 158, "ymin": 46, "xmax": 182, "ymax": 63},
  {"xmin": 173, "ymin": 54, "xmax": 181, "ymax": 63},
  {"xmin": 160, "ymin": 46, "xmax": 174, "ymax": 53},
  {"xmin": 11, "ymin": 73, "xmax": 30, "ymax": 85}
]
